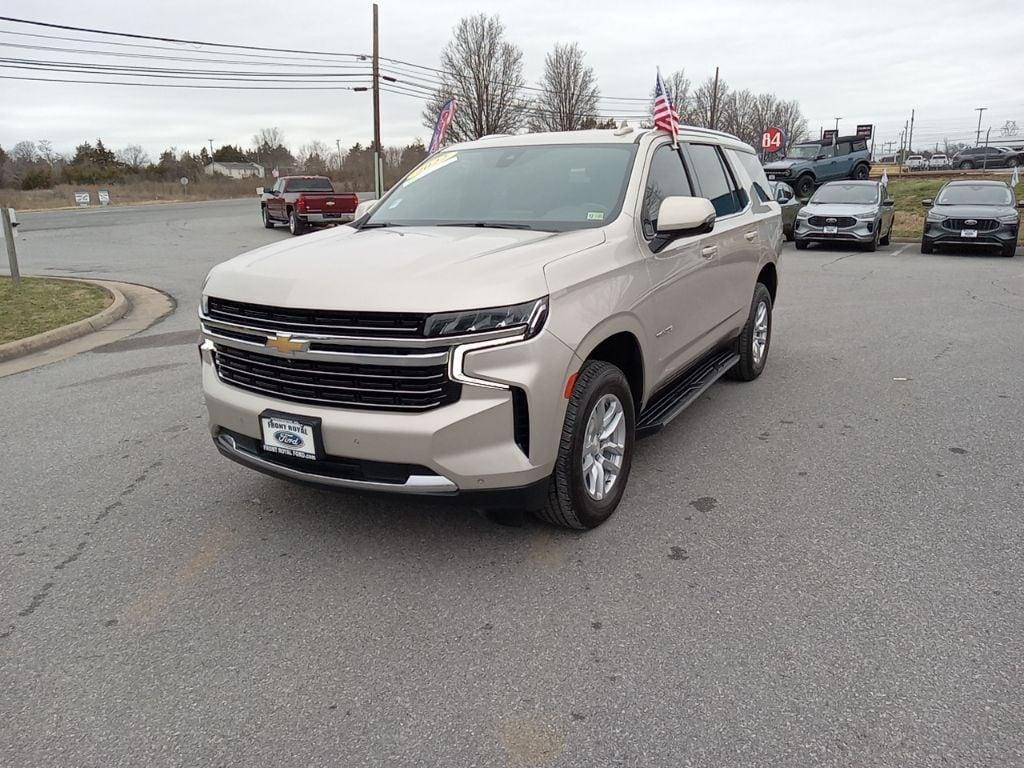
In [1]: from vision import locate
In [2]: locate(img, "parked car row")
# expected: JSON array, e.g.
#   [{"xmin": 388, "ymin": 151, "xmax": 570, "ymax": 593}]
[{"xmin": 899, "ymin": 148, "xmax": 1021, "ymax": 172}]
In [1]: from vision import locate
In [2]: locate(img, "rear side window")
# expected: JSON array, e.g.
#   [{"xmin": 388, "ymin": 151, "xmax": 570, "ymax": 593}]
[
  {"xmin": 835, "ymin": 142, "xmax": 852, "ymax": 156},
  {"xmin": 730, "ymin": 150, "xmax": 771, "ymax": 203},
  {"xmin": 686, "ymin": 144, "xmax": 744, "ymax": 217},
  {"xmin": 852, "ymin": 139, "xmax": 868, "ymax": 152},
  {"xmin": 642, "ymin": 145, "xmax": 694, "ymax": 238},
  {"xmin": 284, "ymin": 177, "xmax": 334, "ymax": 192}
]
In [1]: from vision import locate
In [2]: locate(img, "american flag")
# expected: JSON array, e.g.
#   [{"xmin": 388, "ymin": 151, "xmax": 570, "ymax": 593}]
[
  {"xmin": 428, "ymin": 97, "xmax": 457, "ymax": 155},
  {"xmin": 653, "ymin": 70, "xmax": 680, "ymax": 146}
]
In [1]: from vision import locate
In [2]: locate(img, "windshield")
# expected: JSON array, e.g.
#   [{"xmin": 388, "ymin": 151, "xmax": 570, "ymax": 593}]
[
  {"xmin": 810, "ymin": 183, "xmax": 879, "ymax": 205},
  {"xmin": 285, "ymin": 178, "xmax": 334, "ymax": 192},
  {"xmin": 364, "ymin": 144, "xmax": 638, "ymax": 231},
  {"xmin": 936, "ymin": 184, "xmax": 1013, "ymax": 206},
  {"xmin": 787, "ymin": 144, "xmax": 825, "ymax": 159}
]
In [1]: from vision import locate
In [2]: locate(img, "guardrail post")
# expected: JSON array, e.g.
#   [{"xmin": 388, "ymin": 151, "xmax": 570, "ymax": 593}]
[{"xmin": 1, "ymin": 207, "xmax": 19, "ymax": 285}]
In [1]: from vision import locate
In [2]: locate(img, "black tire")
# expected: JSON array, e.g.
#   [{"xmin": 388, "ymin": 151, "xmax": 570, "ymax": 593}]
[
  {"xmin": 262, "ymin": 206, "xmax": 275, "ymax": 228},
  {"xmin": 794, "ymin": 238, "xmax": 809, "ymax": 250},
  {"xmin": 726, "ymin": 283, "xmax": 773, "ymax": 382},
  {"xmin": 288, "ymin": 210, "xmax": 306, "ymax": 236},
  {"xmin": 536, "ymin": 360, "xmax": 635, "ymax": 530},
  {"xmin": 959, "ymin": 160, "xmax": 974, "ymax": 170},
  {"xmin": 853, "ymin": 164, "xmax": 870, "ymax": 180},
  {"xmin": 784, "ymin": 227, "xmax": 794, "ymax": 242},
  {"xmin": 879, "ymin": 225, "xmax": 891, "ymax": 246},
  {"xmin": 921, "ymin": 237, "xmax": 934, "ymax": 254},
  {"xmin": 862, "ymin": 226, "xmax": 879, "ymax": 252},
  {"xmin": 1008, "ymin": 157, "xmax": 1020, "ymax": 168},
  {"xmin": 795, "ymin": 174, "xmax": 815, "ymax": 198},
  {"xmin": 1002, "ymin": 241, "xmax": 1017, "ymax": 258}
]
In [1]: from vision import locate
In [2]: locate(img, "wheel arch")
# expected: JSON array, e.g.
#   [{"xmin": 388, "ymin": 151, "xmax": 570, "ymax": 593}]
[
  {"xmin": 573, "ymin": 320, "xmax": 647, "ymax": 412},
  {"xmin": 757, "ymin": 262, "xmax": 778, "ymax": 304}
]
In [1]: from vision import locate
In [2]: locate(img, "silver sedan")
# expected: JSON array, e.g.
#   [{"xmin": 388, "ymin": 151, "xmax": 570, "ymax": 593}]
[{"xmin": 794, "ymin": 181, "xmax": 896, "ymax": 252}]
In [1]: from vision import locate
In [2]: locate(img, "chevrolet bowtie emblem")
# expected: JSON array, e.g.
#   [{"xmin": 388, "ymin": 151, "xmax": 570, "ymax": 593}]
[{"xmin": 265, "ymin": 334, "xmax": 308, "ymax": 354}]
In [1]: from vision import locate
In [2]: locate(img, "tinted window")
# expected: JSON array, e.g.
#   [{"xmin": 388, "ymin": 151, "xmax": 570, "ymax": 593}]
[
  {"xmin": 642, "ymin": 145, "xmax": 693, "ymax": 238},
  {"xmin": 366, "ymin": 144, "xmax": 639, "ymax": 232},
  {"xmin": 852, "ymin": 139, "xmax": 868, "ymax": 152},
  {"xmin": 285, "ymin": 177, "xmax": 334, "ymax": 192},
  {"xmin": 810, "ymin": 183, "xmax": 880, "ymax": 205},
  {"xmin": 732, "ymin": 149, "xmax": 772, "ymax": 203},
  {"xmin": 835, "ymin": 142, "xmax": 852, "ymax": 156},
  {"xmin": 687, "ymin": 144, "xmax": 743, "ymax": 217}
]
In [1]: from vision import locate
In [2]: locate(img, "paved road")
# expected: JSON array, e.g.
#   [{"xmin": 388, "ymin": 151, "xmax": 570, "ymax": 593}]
[{"xmin": 3, "ymin": 202, "xmax": 1023, "ymax": 767}]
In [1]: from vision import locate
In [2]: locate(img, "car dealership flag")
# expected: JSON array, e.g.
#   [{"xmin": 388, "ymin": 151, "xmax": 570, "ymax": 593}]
[
  {"xmin": 428, "ymin": 97, "xmax": 457, "ymax": 155},
  {"xmin": 881, "ymin": 169, "xmax": 889, "ymax": 187},
  {"xmin": 653, "ymin": 69, "xmax": 680, "ymax": 147},
  {"xmin": 1012, "ymin": 164, "xmax": 1020, "ymax": 187}
]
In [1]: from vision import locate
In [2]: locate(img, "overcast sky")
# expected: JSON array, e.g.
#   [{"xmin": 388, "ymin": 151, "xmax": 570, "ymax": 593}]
[{"xmin": 1, "ymin": 0, "xmax": 1021, "ymax": 160}]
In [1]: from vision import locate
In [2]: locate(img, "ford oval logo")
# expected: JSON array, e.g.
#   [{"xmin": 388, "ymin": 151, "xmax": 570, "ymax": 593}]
[
  {"xmin": 826, "ymin": 217, "xmax": 837, "ymax": 224},
  {"xmin": 965, "ymin": 219, "xmax": 977, "ymax": 225},
  {"xmin": 274, "ymin": 430, "xmax": 304, "ymax": 447}
]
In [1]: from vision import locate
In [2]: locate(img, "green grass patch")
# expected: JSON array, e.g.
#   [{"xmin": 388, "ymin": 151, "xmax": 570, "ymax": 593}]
[{"xmin": 0, "ymin": 276, "xmax": 111, "ymax": 345}]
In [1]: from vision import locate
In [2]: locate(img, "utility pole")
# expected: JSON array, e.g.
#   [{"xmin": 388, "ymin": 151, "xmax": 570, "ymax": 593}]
[
  {"xmin": 907, "ymin": 109, "xmax": 915, "ymax": 154},
  {"xmin": 335, "ymin": 139, "xmax": 342, "ymax": 172},
  {"xmin": 833, "ymin": 116, "xmax": 842, "ymax": 134},
  {"xmin": 1, "ymin": 207, "xmax": 19, "ymax": 285},
  {"xmin": 371, "ymin": 2, "xmax": 382, "ymax": 198},
  {"xmin": 982, "ymin": 127, "xmax": 991, "ymax": 170},
  {"xmin": 208, "ymin": 138, "xmax": 214, "ymax": 165},
  {"xmin": 709, "ymin": 66, "xmax": 720, "ymax": 131},
  {"xmin": 975, "ymin": 107, "xmax": 987, "ymax": 145}
]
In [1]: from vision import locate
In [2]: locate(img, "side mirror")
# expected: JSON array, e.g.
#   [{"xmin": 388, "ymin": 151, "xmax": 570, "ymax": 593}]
[
  {"xmin": 255, "ymin": 187, "xmax": 264, "ymax": 196},
  {"xmin": 921, "ymin": 199, "xmax": 933, "ymax": 207},
  {"xmin": 354, "ymin": 199, "xmax": 378, "ymax": 220},
  {"xmin": 882, "ymin": 199, "xmax": 895, "ymax": 208},
  {"xmin": 776, "ymin": 188, "xmax": 792, "ymax": 204},
  {"xmin": 815, "ymin": 154, "xmax": 827, "ymax": 161},
  {"xmin": 1018, "ymin": 200, "xmax": 1024, "ymax": 208},
  {"xmin": 656, "ymin": 196, "xmax": 716, "ymax": 236}
]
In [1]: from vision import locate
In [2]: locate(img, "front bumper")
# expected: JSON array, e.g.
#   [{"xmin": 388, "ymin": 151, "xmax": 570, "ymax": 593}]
[
  {"xmin": 794, "ymin": 218, "xmax": 877, "ymax": 242},
  {"xmin": 924, "ymin": 221, "xmax": 1019, "ymax": 248},
  {"xmin": 200, "ymin": 329, "xmax": 578, "ymax": 496}
]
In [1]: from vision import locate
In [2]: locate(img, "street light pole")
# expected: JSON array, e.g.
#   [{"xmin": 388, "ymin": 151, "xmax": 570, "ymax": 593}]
[
  {"xmin": 336, "ymin": 139, "xmax": 342, "ymax": 172},
  {"xmin": 975, "ymin": 107, "xmax": 987, "ymax": 145},
  {"xmin": 834, "ymin": 116, "xmax": 842, "ymax": 134},
  {"xmin": 208, "ymin": 138, "xmax": 214, "ymax": 163}
]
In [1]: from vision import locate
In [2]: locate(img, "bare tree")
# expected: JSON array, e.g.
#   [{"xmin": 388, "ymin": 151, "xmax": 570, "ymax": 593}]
[
  {"xmin": 11, "ymin": 140, "xmax": 36, "ymax": 165},
  {"xmin": 298, "ymin": 140, "xmax": 332, "ymax": 174},
  {"xmin": 422, "ymin": 14, "xmax": 528, "ymax": 142},
  {"xmin": 116, "ymin": 144, "xmax": 150, "ymax": 169},
  {"xmin": 529, "ymin": 42, "xmax": 600, "ymax": 132},
  {"xmin": 252, "ymin": 127, "xmax": 295, "ymax": 172}
]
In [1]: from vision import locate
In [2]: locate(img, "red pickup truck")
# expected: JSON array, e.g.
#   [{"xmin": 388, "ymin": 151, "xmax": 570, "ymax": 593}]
[{"xmin": 260, "ymin": 176, "xmax": 359, "ymax": 235}]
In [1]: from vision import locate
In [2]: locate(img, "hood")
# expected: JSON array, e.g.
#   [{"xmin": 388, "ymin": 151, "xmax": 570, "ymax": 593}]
[
  {"xmin": 803, "ymin": 202, "xmax": 879, "ymax": 218},
  {"xmin": 929, "ymin": 203, "xmax": 1017, "ymax": 219},
  {"xmin": 204, "ymin": 224, "xmax": 605, "ymax": 312},
  {"xmin": 764, "ymin": 160, "xmax": 801, "ymax": 170}
]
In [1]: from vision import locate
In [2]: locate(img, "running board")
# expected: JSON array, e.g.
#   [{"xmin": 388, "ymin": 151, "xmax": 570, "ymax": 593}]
[{"xmin": 636, "ymin": 350, "xmax": 740, "ymax": 438}]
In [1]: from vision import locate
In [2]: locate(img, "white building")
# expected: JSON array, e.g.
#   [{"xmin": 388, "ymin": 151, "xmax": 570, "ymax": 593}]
[{"xmin": 204, "ymin": 161, "xmax": 265, "ymax": 179}]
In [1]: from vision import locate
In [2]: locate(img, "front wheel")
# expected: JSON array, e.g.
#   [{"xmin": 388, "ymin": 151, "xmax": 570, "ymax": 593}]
[
  {"xmin": 863, "ymin": 227, "xmax": 879, "ymax": 252},
  {"xmin": 795, "ymin": 175, "xmax": 815, "ymax": 198},
  {"xmin": 727, "ymin": 283, "xmax": 773, "ymax": 382},
  {"xmin": 921, "ymin": 237, "xmax": 934, "ymax": 254},
  {"xmin": 1002, "ymin": 240, "xmax": 1017, "ymax": 258},
  {"xmin": 288, "ymin": 211, "xmax": 306, "ymax": 236},
  {"xmin": 537, "ymin": 360, "xmax": 635, "ymax": 530},
  {"xmin": 794, "ymin": 238, "xmax": 809, "ymax": 250},
  {"xmin": 959, "ymin": 160, "xmax": 974, "ymax": 170},
  {"xmin": 262, "ymin": 206, "xmax": 275, "ymax": 229}
]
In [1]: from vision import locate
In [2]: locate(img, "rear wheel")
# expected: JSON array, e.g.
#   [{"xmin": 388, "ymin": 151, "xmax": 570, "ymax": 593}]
[
  {"xmin": 959, "ymin": 160, "xmax": 974, "ymax": 170},
  {"xmin": 537, "ymin": 360, "xmax": 635, "ymax": 530},
  {"xmin": 853, "ymin": 164, "xmax": 870, "ymax": 180},
  {"xmin": 727, "ymin": 283, "xmax": 773, "ymax": 382},
  {"xmin": 262, "ymin": 206, "xmax": 275, "ymax": 229},
  {"xmin": 795, "ymin": 174, "xmax": 815, "ymax": 198},
  {"xmin": 288, "ymin": 210, "xmax": 306, "ymax": 236}
]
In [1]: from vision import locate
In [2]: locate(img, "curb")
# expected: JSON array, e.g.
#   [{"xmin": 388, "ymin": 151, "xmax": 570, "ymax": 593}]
[{"xmin": 0, "ymin": 278, "xmax": 130, "ymax": 362}]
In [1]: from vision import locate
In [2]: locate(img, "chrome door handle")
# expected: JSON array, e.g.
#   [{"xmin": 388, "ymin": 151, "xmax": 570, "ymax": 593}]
[
  {"xmin": 701, "ymin": 245, "xmax": 718, "ymax": 258},
  {"xmin": 744, "ymin": 231, "xmax": 758, "ymax": 241}
]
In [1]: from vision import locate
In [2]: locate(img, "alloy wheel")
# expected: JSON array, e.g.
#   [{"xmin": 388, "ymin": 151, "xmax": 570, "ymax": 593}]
[
  {"xmin": 752, "ymin": 300, "xmax": 769, "ymax": 365},
  {"xmin": 581, "ymin": 394, "xmax": 627, "ymax": 501}
]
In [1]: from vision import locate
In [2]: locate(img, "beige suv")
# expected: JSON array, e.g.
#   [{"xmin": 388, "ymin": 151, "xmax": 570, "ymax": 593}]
[{"xmin": 200, "ymin": 127, "xmax": 782, "ymax": 529}]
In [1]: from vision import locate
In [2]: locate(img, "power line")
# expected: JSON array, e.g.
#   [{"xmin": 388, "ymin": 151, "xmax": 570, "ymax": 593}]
[
  {"xmin": 0, "ymin": 56, "xmax": 370, "ymax": 79},
  {"xmin": 0, "ymin": 15, "xmax": 367, "ymax": 58},
  {"xmin": 0, "ymin": 73, "xmax": 369, "ymax": 90}
]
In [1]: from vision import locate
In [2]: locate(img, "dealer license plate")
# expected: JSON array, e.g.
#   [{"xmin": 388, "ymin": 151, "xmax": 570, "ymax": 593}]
[
  {"xmin": 768, "ymin": 174, "xmax": 777, "ymax": 181},
  {"xmin": 961, "ymin": 229, "xmax": 977, "ymax": 238},
  {"xmin": 823, "ymin": 225, "xmax": 838, "ymax": 235},
  {"xmin": 260, "ymin": 411, "xmax": 319, "ymax": 460}
]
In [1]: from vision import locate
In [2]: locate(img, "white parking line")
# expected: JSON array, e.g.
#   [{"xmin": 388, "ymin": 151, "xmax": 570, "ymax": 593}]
[{"xmin": 892, "ymin": 245, "xmax": 909, "ymax": 256}]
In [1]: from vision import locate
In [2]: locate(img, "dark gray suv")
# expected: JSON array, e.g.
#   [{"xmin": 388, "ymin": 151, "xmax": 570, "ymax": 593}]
[{"xmin": 921, "ymin": 181, "xmax": 1021, "ymax": 257}]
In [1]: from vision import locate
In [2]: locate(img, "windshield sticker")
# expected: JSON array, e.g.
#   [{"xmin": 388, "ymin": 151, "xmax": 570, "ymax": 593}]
[
  {"xmin": 402, "ymin": 152, "xmax": 458, "ymax": 186},
  {"xmin": 387, "ymin": 197, "xmax": 403, "ymax": 209},
  {"xmin": 587, "ymin": 211, "xmax": 605, "ymax": 221}
]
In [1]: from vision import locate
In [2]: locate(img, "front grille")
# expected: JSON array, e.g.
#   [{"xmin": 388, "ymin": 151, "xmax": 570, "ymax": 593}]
[
  {"xmin": 207, "ymin": 297, "xmax": 426, "ymax": 337},
  {"xmin": 212, "ymin": 344, "xmax": 460, "ymax": 411},
  {"xmin": 766, "ymin": 169, "xmax": 789, "ymax": 177},
  {"xmin": 942, "ymin": 218, "xmax": 999, "ymax": 232},
  {"xmin": 808, "ymin": 216, "xmax": 857, "ymax": 228}
]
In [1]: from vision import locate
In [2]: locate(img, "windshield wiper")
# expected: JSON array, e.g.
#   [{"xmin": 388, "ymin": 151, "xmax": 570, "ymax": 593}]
[
  {"xmin": 436, "ymin": 221, "xmax": 534, "ymax": 230},
  {"xmin": 358, "ymin": 221, "xmax": 400, "ymax": 229}
]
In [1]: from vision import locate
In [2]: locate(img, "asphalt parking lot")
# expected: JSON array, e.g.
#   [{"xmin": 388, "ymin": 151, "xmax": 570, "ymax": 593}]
[{"xmin": 2, "ymin": 200, "xmax": 1023, "ymax": 767}]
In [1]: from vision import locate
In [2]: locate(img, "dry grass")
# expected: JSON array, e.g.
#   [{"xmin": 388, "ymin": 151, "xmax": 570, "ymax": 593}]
[
  {"xmin": 0, "ymin": 276, "xmax": 111, "ymax": 344},
  {"xmin": 0, "ymin": 178, "xmax": 264, "ymax": 211}
]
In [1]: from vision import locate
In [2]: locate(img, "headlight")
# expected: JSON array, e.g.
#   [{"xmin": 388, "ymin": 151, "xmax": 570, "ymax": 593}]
[
  {"xmin": 854, "ymin": 214, "xmax": 877, "ymax": 221},
  {"xmin": 926, "ymin": 213, "xmax": 945, "ymax": 223},
  {"xmin": 796, "ymin": 210, "xmax": 810, "ymax": 220},
  {"xmin": 997, "ymin": 214, "xmax": 1019, "ymax": 224},
  {"xmin": 424, "ymin": 297, "xmax": 548, "ymax": 339}
]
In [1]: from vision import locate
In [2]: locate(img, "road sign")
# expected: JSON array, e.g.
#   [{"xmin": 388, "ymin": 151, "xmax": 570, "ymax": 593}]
[
  {"xmin": 98, "ymin": 190, "xmax": 110, "ymax": 206},
  {"xmin": 761, "ymin": 127, "xmax": 784, "ymax": 152},
  {"xmin": 822, "ymin": 129, "xmax": 838, "ymax": 143},
  {"xmin": 180, "ymin": 177, "xmax": 189, "ymax": 186},
  {"xmin": 856, "ymin": 124, "xmax": 873, "ymax": 139},
  {"xmin": 74, "ymin": 191, "xmax": 91, "ymax": 207}
]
